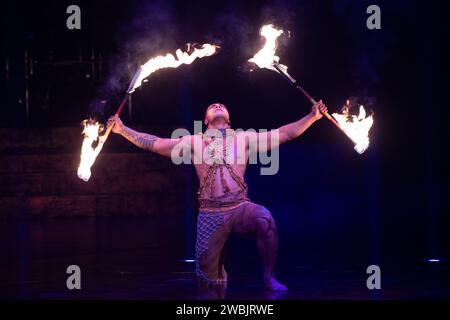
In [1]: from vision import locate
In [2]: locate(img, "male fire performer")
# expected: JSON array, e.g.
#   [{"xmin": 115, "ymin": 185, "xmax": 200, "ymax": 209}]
[{"xmin": 107, "ymin": 100, "xmax": 327, "ymax": 291}]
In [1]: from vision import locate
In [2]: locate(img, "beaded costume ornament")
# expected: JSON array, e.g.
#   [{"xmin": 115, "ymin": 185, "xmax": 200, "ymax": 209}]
[{"xmin": 197, "ymin": 128, "xmax": 249, "ymax": 212}]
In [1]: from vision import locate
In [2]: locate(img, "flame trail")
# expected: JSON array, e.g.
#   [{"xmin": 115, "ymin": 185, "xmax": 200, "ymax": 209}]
[{"xmin": 131, "ymin": 43, "xmax": 219, "ymax": 92}]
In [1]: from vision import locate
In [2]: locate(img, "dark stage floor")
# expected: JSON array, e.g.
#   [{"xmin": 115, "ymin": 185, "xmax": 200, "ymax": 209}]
[{"xmin": 1, "ymin": 217, "xmax": 449, "ymax": 300}]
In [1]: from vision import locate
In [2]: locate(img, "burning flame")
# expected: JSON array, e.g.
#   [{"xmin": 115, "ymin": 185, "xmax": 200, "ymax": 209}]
[
  {"xmin": 248, "ymin": 24, "xmax": 288, "ymax": 73},
  {"xmin": 332, "ymin": 103, "xmax": 374, "ymax": 154},
  {"xmin": 249, "ymin": 24, "xmax": 375, "ymax": 154},
  {"xmin": 131, "ymin": 43, "xmax": 219, "ymax": 92},
  {"xmin": 77, "ymin": 43, "xmax": 218, "ymax": 182},
  {"xmin": 77, "ymin": 120, "xmax": 109, "ymax": 182}
]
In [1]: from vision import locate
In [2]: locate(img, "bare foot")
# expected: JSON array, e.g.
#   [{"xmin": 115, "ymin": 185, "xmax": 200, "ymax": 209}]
[{"xmin": 264, "ymin": 277, "xmax": 288, "ymax": 291}]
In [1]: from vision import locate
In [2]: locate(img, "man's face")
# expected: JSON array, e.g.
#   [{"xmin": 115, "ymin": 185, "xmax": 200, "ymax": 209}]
[{"xmin": 204, "ymin": 103, "xmax": 230, "ymax": 126}]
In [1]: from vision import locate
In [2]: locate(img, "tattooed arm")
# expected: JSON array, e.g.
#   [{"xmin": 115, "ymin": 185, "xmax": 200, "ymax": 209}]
[
  {"xmin": 119, "ymin": 126, "xmax": 159, "ymax": 151},
  {"xmin": 107, "ymin": 115, "xmax": 191, "ymax": 158}
]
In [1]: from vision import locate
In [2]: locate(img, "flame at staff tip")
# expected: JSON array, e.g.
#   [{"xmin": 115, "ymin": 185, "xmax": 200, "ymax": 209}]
[
  {"xmin": 77, "ymin": 120, "xmax": 108, "ymax": 182},
  {"xmin": 332, "ymin": 105, "xmax": 374, "ymax": 154},
  {"xmin": 130, "ymin": 43, "xmax": 219, "ymax": 93},
  {"xmin": 248, "ymin": 24, "xmax": 288, "ymax": 73}
]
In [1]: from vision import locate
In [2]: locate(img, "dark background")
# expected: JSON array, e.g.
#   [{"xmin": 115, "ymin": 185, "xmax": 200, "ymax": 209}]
[{"xmin": 0, "ymin": 0, "xmax": 449, "ymax": 298}]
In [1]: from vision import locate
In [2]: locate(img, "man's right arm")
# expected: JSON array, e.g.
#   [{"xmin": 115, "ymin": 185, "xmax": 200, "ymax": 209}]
[{"xmin": 107, "ymin": 115, "xmax": 190, "ymax": 158}]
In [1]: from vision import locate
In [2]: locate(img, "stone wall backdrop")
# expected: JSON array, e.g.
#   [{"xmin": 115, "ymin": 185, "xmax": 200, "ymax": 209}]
[{"xmin": 0, "ymin": 126, "xmax": 195, "ymax": 218}]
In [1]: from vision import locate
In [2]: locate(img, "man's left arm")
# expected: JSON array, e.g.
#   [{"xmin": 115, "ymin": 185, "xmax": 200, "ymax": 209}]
[{"xmin": 245, "ymin": 100, "xmax": 328, "ymax": 153}]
